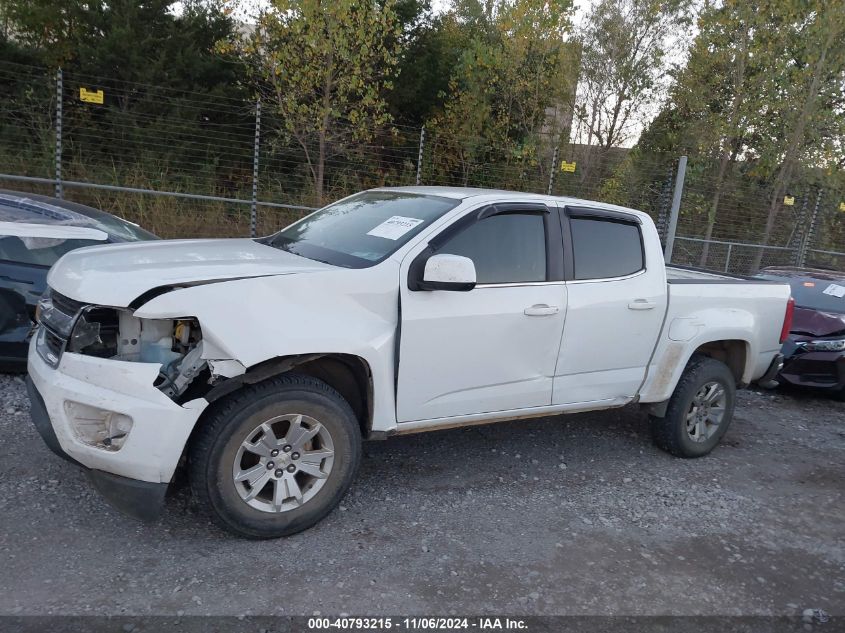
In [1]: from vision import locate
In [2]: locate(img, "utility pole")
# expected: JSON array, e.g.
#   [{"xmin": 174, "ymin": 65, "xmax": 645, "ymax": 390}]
[
  {"xmin": 415, "ymin": 127, "xmax": 426, "ymax": 186},
  {"xmin": 54, "ymin": 68, "xmax": 63, "ymax": 199},
  {"xmin": 547, "ymin": 146, "xmax": 559, "ymax": 195},
  {"xmin": 663, "ymin": 155, "xmax": 688, "ymax": 263},
  {"xmin": 250, "ymin": 99, "xmax": 261, "ymax": 238}
]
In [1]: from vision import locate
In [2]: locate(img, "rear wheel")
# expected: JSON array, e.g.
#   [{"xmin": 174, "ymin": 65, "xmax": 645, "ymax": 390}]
[
  {"xmin": 650, "ymin": 356, "xmax": 736, "ymax": 458},
  {"xmin": 189, "ymin": 373, "xmax": 361, "ymax": 538}
]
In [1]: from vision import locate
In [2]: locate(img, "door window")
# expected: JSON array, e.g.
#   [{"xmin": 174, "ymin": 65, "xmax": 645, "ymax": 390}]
[
  {"xmin": 438, "ymin": 213, "xmax": 547, "ymax": 284},
  {"xmin": 569, "ymin": 217, "xmax": 643, "ymax": 280}
]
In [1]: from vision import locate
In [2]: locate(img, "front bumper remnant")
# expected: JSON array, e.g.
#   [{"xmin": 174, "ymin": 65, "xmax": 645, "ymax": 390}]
[{"xmin": 27, "ymin": 375, "xmax": 169, "ymax": 521}]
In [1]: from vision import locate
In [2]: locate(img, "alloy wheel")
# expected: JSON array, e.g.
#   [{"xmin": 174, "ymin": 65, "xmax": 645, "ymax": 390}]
[
  {"xmin": 232, "ymin": 413, "xmax": 335, "ymax": 512},
  {"xmin": 685, "ymin": 381, "xmax": 726, "ymax": 443}
]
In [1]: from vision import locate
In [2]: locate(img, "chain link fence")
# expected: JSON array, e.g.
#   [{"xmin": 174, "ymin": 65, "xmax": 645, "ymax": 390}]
[{"xmin": 1, "ymin": 60, "xmax": 843, "ymax": 274}]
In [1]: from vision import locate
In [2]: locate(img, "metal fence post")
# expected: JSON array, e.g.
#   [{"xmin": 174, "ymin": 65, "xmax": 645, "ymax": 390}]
[
  {"xmin": 54, "ymin": 68, "xmax": 63, "ymax": 199},
  {"xmin": 415, "ymin": 126, "xmax": 425, "ymax": 186},
  {"xmin": 663, "ymin": 155, "xmax": 687, "ymax": 263},
  {"xmin": 797, "ymin": 188, "xmax": 823, "ymax": 267},
  {"xmin": 655, "ymin": 168, "xmax": 675, "ymax": 242},
  {"xmin": 547, "ymin": 146, "xmax": 559, "ymax": 195},
  {"xmin": 250, "ymin": 98, "xmax": 261, "ymax": 238},
  {"xmin": 724, "ymin": 243, "xmax": 733, "ymax": 272}
]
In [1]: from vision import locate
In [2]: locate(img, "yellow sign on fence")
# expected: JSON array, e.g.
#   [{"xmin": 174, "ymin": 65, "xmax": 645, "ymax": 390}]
[
  {"xmin": 839, "ymin": 201, "xmax": 845, "ymax": 212},
  {"xmin": 783, "ymin": 195, "xmax": 795, "ymax": 206},
  {"xmin": 79, "ymin": 87, "xmax": 104, "ymax": 104},
  {"xmin": 560, "ymin": 161, "xmax": 577, "ymax": 173}
]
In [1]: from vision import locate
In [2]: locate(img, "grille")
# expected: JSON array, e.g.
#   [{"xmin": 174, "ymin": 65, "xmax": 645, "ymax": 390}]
[{"xmin": 50, "ymin": 290, "xmax": 86, "ymax": 316}]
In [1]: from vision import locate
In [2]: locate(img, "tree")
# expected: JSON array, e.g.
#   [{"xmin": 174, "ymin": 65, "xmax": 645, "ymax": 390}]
[
  {"xmin": 572, "ymin": 0, "xmax": 691, "ymax": 189},
  {"xmin": 388, "ymin": 2, "xmax": 466, "ymax": 126},
  {"xmin": 0, "ymin": 0, "xmax": 90, "ymax": 66},
  {"xmin": 750, "ymin": 0, "xmax": 845, "ymax": 269},
  {"xmin": 634, "ymin": 0, "xmax": 845, "ymax": 270},
  {"xmin": 0, "ymin": 0, "xmax": 247, "ymax": 186},
  {"xmin": 666, "ymin": 1, "xmax": 767, "ymax": 265},
  {"xmin": 429, "ymin": 0, "xmax": 576, "ymax": 188},
  {"xmin": 574, "ymin": 0, "xmax": 691, "ymax": 149},
  {"xmin": 238, "ymin": 0, "xmax": 402, "ymax": 204}
]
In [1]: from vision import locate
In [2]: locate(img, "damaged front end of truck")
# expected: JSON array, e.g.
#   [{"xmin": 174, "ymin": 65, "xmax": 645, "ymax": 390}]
[
  {"xmin": 36, "ymin": 288, "xmax": 240, "ymax": 408},
  {"xmin": 28, "ymin": 286, "xmax": 250, "ymax": 518}
]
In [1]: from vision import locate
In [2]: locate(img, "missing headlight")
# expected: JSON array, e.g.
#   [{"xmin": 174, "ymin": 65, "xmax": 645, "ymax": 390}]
[
  {"xmin": 67, "ymin": 307, "xmax": 120, "ymax": 357},
  {"xmin": 67, "ymin": 308, "xmax": 210, "ymax": 402}
]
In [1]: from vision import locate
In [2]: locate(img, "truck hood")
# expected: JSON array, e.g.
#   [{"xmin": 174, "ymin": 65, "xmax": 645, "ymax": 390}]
[{"xmin": 47, "ymin": 238, "xmax": 333, "ymax": 306}]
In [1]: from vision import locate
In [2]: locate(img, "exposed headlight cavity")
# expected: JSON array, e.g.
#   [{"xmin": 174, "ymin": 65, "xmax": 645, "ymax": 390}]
[{"xmin": 69, "ymin": 307, "xmax": 208, "ymax": 400}]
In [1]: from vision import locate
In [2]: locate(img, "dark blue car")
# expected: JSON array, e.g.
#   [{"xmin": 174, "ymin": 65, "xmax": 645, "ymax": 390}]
[{"xmin": 0, "ymin": 189, "xmax": 157, "ymax": 371}]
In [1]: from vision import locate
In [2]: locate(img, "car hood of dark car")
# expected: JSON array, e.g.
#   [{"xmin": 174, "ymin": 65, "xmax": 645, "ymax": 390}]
[{"xmin": 791, "ymin": 306, "xmax": 845, "ymax": 337}]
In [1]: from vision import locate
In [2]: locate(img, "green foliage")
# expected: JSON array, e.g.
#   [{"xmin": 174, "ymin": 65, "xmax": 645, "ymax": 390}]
[
  {"xmin": 427, "ymin": 0, "xmax": 576, "ymax": 188},
  {"xmin": 388, "ymin": 10, "xmax": 464, "ymax": 125},
  {"xmin": 0, "ymin": 0, "xmax": 843, "ymax": 261},
  {"xmin": 234, "ymin": 0, "xmax": 402, "ymax": 203},
  {"xmin": 637, "ymin": 0, "xmax": 845, "ymax": 254}
]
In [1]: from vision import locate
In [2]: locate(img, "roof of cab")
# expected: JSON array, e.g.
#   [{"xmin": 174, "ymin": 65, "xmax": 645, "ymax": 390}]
[{"xmin": 373, "ymin": 185, "xmax": 651, "ymax": 221}]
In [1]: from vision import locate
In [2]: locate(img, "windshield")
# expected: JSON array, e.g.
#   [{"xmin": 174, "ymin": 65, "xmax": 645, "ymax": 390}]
[
  {"xmin": 262, "ymin": 191, "xmax": 460, "ymax": 268},
  {"xmin": 0, "ymin": 235, "xmax": 103, "ymax": 267},
  {"xmin": 0, "ymin": 196, "xmax": 157, "ymax": 242},
  {"xmin": 88, "ymin": 213, "xmax": 157, "ymax": 242}
]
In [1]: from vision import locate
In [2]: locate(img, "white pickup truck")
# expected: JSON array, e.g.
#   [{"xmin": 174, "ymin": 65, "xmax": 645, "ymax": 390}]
[{"xmin": 27, "ymin": 187, "xmax": 792, "ymax": 538}]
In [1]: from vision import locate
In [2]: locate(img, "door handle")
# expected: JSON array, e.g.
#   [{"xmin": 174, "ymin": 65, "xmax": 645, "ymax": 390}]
[
  {"xmin": 628, "ymin": 299, "xmax": 656, "ymax": 310},
  {"xmin": 524, "ymin": 304, "xmax": 559, "ymax": 317}
]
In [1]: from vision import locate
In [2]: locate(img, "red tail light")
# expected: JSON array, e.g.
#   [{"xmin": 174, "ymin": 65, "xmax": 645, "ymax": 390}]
[{"xmin": 780, "ymin": 297, "xmax": 795, "ymax": 344}]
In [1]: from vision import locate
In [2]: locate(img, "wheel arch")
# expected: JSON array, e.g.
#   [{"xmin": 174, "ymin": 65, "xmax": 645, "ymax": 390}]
[
  {"xmin": 641, "ymin": 336, "xmax": 752, "ymax": 408},
  {"xmin": 207, "ymin": 353, "xmax": 374, "ymax": 436},
  {"xmin": 689, "ymin": 339, "xmax": 749, "ymax": 385}
]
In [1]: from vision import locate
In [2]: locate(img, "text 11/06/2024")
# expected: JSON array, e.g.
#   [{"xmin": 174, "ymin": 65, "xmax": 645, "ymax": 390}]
[{"xmin": 307, "ymin": 617, "xmax": 528, "ymax": 630}]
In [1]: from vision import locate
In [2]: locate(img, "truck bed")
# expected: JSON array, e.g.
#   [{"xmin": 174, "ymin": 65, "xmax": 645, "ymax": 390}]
[
  {"xmin": 666, "ymin": 265, "xmax": 777, "ymax": 284},
  {"xmin": 637, "ymin": 273, "xmax": 792, "ymax": 403}
]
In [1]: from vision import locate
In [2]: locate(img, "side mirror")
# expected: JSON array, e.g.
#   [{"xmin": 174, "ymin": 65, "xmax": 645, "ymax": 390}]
[{"xmin": 419, "ymin": 254, "xmax": 476, "ymax": 291}]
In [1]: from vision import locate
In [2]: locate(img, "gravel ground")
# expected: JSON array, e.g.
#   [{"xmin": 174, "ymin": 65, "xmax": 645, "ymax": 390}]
[{"xmin": 0, "ymin": 373, "xmax": 842, "ymax": 617}]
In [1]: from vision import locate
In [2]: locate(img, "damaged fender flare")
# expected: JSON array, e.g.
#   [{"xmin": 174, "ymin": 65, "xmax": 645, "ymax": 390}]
[{"xmin": 202, "ymin": 353, "xmax": 327, "ymax": 404}]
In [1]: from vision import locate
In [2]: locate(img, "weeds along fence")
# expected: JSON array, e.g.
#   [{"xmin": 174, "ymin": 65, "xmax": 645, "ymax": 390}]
[{"xmin": 1, "ymin": 60, "xmax": 843, "ymax": 273}]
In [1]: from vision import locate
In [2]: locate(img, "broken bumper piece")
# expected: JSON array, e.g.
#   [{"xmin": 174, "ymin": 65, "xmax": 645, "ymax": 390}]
[
  {"xmin": 27, "ymin": 338, "xmax": 208, "ymax": 520},
  {"xmin": 27, "ymin": 375, "xmax": 169, "ymax": 521}
]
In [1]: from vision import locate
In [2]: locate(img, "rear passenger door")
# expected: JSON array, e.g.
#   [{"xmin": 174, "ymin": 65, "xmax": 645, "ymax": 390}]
[{"xmin": 552, "ymin": 206, "xmax": 666, "ymax": 405}]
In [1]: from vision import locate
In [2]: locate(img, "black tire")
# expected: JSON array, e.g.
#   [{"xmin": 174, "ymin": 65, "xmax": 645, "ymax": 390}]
[
  {"xmin": 189, "ymin": 373, "xmax": 361, "ymax": 539},
  {"xmin": 650, "ymin": 355, "xmax": 736, "ymax": 458}
]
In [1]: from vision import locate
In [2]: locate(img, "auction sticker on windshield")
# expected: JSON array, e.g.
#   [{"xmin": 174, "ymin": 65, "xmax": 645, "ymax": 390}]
[
  {"xmin": 367, "ymin": 216, "xmax": 424, "ymax": 240},
  {"xmin": 822, "ymin": 283, "xmax": 845, "ymax": 298}
]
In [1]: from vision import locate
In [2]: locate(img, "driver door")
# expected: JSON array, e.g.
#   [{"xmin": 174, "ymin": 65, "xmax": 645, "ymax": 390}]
[{"xmin": 396, "ymin": 202, "xmax": 567, "ymax": 422}]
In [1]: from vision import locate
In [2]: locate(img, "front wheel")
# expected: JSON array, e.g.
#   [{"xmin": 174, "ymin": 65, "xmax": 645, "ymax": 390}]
[
  {"xmin": 650, "ymin": 356, "xmax": 736, "ymax": 458},
  {"xmin": 189, "ymin": 374, "xmax": 361, "ymax": 538}
]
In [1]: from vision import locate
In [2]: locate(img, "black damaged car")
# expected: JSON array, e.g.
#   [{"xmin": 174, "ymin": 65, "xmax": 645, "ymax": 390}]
[
  {"xmin": 0, "ymin": 189, "xmax": 157, "ymax": 372},
  {"xmin": 755, "ymin": 266, "xmax": 845, "ymax": 400}
]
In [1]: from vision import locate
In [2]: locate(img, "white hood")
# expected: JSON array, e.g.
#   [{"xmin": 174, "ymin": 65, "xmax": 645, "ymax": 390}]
[{"xmin": 47, "ymin": 238, "xmax": 333, "ymax": 306}]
